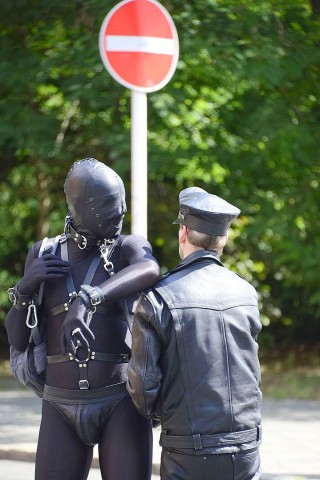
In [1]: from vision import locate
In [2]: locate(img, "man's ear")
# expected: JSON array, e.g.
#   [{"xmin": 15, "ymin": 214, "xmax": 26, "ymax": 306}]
[{"xmin": 178, "ymin": 225, "xmax": 188, "ymax": 244}]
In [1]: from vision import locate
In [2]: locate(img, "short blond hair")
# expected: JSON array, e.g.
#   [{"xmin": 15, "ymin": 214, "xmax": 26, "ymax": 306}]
[{"xmin": 186, "ymin": 228, "xmax": 227, "ymax": 255}]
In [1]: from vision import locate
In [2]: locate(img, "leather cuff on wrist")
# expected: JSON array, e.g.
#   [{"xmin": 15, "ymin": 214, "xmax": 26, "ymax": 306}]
[
  {"xmin": 77, "ymin": 290, "xmax": 92, "ymax": 309},
  {"xmin": 79, "ymin": 285, "xmax": 105, "ymax": 308},
  {"xmin": 7, "ymin": 286, "xmax": 33, "ymax": 311}
]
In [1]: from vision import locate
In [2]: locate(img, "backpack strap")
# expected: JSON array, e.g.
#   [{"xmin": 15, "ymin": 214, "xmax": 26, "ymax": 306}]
[
  {"xmin": 38, "ymin": 235, "xmax": 61, "ymax": 305},
  {"xmin": 29, "ymin": 235, "xmax": 61, "ymax": 345}
]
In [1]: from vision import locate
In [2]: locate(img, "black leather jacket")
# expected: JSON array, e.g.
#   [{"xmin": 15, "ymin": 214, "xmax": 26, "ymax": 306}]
[{"xmin": 127, "ymin": 250, "xmax": 262, "ymax": 454}]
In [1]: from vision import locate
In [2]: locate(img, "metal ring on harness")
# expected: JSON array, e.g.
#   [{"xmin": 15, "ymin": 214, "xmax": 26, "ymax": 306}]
[
  {"xmin": 78, "ymin": 235, "xmax": 88, "ymax": 250},
  {"xmin": 73, "ymin": 344, "xmax": 91, "ymax": 364}
]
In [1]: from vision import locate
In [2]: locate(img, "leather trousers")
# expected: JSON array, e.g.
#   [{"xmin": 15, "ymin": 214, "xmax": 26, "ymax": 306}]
[{"xmin": 160, "ymin": 447, "xmax": 261, "ymax": 480}]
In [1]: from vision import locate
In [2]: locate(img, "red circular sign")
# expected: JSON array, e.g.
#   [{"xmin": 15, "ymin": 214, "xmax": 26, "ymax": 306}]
[{"xmin": 99, "ymin": 0, "xmax": 179, "ymax": 92}]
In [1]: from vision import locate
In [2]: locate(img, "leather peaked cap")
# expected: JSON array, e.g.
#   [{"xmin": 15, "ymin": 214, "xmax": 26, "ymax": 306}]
[{"xmin": 173, "ymin": 187, "xmax": 240, "ymax": 235}]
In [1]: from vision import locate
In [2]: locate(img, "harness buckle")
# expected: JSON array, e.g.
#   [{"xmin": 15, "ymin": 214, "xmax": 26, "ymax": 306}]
[
  {"xmin": 59, "ymin": 233, "xmax": 68, "ymax": 243},
  {"xmin": 79, "ymin": 379, "xmax": 90, "ymax": 390},
  {"xmin": 192, "ymin": 433, "xmax": 203, "ymax": 450}
]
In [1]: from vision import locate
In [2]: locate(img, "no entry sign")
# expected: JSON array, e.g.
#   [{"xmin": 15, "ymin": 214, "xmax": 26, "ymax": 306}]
[{"xmin": 99, "ymin": 0, "xmax": 179, "ymax": 92}]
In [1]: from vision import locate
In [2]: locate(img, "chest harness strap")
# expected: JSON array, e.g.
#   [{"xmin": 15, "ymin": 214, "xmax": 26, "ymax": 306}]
[{"xmin": 46, "ymin": 239, "xmax": 130, "ymax": 390}]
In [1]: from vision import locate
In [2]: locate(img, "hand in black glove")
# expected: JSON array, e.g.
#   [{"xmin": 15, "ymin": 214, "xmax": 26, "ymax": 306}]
[
  {"xmin": 18, "ymin": 254, "xmax": 70, "ymax": 296},
  {"xmin": 60, "ymin": 297, "xmax": 95, "ymax": 355}
]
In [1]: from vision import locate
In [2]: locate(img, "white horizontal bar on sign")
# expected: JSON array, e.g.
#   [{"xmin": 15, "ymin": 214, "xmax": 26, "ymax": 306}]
[{"xmin": 105, "ymin": 35, "xmax": 175, "ymax": 55}]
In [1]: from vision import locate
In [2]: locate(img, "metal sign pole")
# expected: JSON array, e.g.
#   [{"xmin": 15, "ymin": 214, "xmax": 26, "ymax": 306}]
[
  {"xmin": 131, "ymin": 90, "xmax": 148, "ymax": 238},
  {"xmin": 99, "ymin": 1, "xmax": 179, "ymax": 239}
]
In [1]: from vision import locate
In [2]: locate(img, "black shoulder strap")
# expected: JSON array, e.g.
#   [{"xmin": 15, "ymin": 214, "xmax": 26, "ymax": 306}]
[
  {"xmin": 30, "ymin": 236, "xmax": 61, "ymax": 345},
  {"xmin": 38, "ymin": 236, "xmax": 61, "ymax": 305},
  {"xmin": 60, "ymin": 241, "xmax": 102, "ymax": 297}
]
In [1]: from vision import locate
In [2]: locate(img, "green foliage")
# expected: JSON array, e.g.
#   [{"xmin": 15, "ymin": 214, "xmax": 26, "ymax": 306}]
[
  {"xmin": 149, "ymin": 0, "xmax": 320, "ymax": 344},
  {"xmin": 0, "ymin": 0, "xmax": 319, "ymax": 349}
]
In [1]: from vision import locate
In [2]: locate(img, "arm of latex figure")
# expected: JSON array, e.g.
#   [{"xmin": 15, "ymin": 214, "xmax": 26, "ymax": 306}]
[
  {"xmin": 97, "ymin": 235, "xmax": 160, "ymax": 301},
  {"xmin": 5, "ymin": 244, "xmax": 70, "ymax": 351},
  {"xmin": 60, "ymin": 235, "xmax": 160, "ymax": 354},
  {"xmin": 126, "ymin": 292, "xmax": 162, "ymax": 421}
]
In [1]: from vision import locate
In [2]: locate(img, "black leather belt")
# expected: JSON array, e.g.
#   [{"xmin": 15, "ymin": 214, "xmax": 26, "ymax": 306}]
[{"xmin": 160, "ymin": 426, "xmax": 262, "ymax": 450}]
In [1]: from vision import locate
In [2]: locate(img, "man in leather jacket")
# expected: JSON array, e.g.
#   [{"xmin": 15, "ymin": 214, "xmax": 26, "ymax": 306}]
[{"xmin": 127, "ymin": 187, "xmax": 262, "ymax": 480}]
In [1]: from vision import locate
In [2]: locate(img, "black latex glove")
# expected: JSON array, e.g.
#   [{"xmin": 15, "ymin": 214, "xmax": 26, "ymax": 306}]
[
  {"xmin": 60, "ymin": 297, "xmax": 95, "ymax": 354},
  {"xmin": 18, "ymin": 254, "xmax": 70, "ymax": 296}
]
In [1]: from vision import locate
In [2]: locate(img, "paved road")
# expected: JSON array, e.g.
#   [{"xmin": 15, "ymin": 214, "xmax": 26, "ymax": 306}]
[{"xmin": 0, "ymin": 381, "xmax": 319, "ymax": 479}]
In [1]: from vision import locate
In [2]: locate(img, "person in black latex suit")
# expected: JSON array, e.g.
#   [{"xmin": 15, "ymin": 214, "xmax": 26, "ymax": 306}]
[{"xmin": 5, "ymin": 158, "xmax": 160, "ymax": 480}]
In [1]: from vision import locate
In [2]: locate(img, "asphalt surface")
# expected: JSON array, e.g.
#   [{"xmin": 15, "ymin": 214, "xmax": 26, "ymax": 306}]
[{"xmin": 0, "ymin": 378, "xmax": 319, "ymax": 480}]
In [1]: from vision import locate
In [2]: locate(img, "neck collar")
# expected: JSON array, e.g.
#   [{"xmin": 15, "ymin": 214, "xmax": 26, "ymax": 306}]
[{"xmin": 68, "ymin": 225, "xmax": 115, "ymax": 250}]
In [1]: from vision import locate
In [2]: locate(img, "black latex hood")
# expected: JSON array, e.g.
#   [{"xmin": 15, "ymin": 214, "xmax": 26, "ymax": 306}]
[{"xmin": 64, "ymin": 158, "xmax": 127, "ymax": 241}]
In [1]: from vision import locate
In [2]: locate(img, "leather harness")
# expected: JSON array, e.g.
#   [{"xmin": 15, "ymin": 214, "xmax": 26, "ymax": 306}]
[{"xmin": 46, "ymin": 238, "xmax": 130, "ymax": 390}]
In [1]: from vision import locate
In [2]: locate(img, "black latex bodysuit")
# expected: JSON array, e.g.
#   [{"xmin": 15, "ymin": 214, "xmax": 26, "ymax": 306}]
[{"xmin": 5, "ymin": 159, "xmax": 160, "ymax": 480}]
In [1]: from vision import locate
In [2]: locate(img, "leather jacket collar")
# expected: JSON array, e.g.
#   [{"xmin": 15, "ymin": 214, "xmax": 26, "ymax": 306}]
[{"xmin": 167, "ymin": 250, "xmax": 223, "ymax": 278}]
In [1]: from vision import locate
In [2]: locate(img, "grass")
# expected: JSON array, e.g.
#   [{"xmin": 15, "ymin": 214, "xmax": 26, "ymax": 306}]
[
  {"xmin": 0, "ymin": 360, "xmax": 27, "ymax": 390},
  {"xmin": 261, "ymin": 363, "xmax": 320, "ymax": 400},
  {"xmin": 0, "ymin": 359, "xmax": 11, "ymax": 376},
  {"xmin": 260, "ymin": 345, "xmax": 320, "ymax": 400}
]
